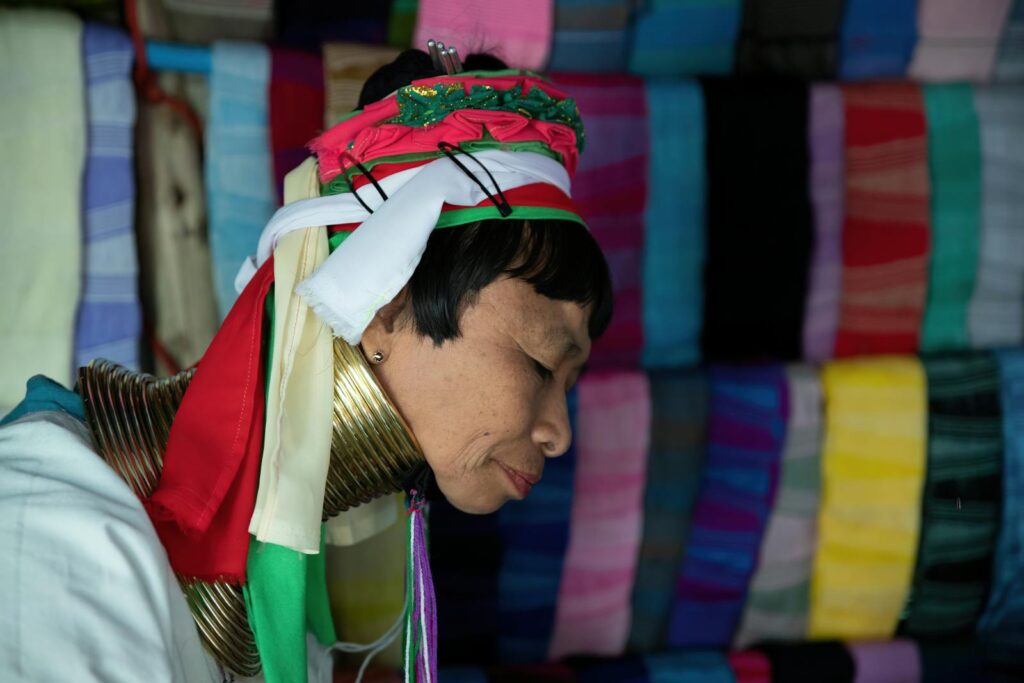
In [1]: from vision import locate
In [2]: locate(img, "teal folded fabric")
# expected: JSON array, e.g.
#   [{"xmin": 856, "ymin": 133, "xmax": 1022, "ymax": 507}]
[
  {"xmin": 642, "ymin": 80, "xmax": 705, "ymax": 369},
  {"xmin": 977, "ymin": 349, "xmax": 1024, "ymax": 665},
  {"xmin": 921, "ymin": 85, "xmax": 982, "ymax": 353},
  {"xmin": 628, "ymin": 371, "xmax": 708, "ymax": 652},
  {"xmin": 629, "ymin": 0, "xmax": 742, "ymax": 76},
  {"xmin": 0, "ymin": 375, "xmax": 85, "ymax": 427},
  {"xmin": 646, "ymin": 651, "xmax": 735, "ymax": 683}
]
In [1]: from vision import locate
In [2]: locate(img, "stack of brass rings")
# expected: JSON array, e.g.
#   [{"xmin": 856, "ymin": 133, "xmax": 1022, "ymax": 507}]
[{"xmin": 78, "ymin": 339, "xmax": 425, "ymax": 678}]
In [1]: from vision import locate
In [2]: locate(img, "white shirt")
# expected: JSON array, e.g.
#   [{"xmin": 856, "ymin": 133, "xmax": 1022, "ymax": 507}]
[{"xmin": 0, "ymin": 411, "xmax": 333, "ymax": 682}]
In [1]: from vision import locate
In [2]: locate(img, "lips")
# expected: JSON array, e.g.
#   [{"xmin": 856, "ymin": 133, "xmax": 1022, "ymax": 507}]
[{"xmin": 496, "ymin": 461, "xmax": 542, "ymax": 499}]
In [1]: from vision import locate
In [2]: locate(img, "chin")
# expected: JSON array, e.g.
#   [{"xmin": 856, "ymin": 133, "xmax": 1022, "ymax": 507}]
[{"xmin": 436, "ymin": 482, "xmax": 509, "ymax": 515}]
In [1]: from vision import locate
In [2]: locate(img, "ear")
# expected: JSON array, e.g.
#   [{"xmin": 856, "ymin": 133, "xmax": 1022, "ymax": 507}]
[{"xmin": 359, "ymin": 285, "xmax": 411, "ymax": 357}]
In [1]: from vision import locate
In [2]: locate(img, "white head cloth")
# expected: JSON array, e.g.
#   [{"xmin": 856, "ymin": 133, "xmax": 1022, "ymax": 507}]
[{"xmin": 235, "ymin": 149, "xmax": 572, "ymax": 344}]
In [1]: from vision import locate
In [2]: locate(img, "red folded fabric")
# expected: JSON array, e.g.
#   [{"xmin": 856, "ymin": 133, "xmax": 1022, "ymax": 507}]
[
  {"xmin": 729, "ymin": 650, "xmax": 772, "ymax": 683},
  {"xmin": 270, "ymin": 47, "xmax": 325, "ymax": 204},
  {"xmin": 834, "ymin": 84, "xmax": 931, "ymax": 357},
  {"xmin": 146, "ymin": 257, "xmax": 275, "ymax": 582}
]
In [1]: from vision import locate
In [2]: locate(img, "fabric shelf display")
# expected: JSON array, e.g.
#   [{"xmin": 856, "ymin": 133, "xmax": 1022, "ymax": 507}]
[
  {"xmin": 902, "ymin": 353, "xmax": 1003, "ymax": 637},
  {"xmin": 628, "ymin": 371, "xmax": 708, "ymax": 653},
  {"xmin": 734, "ymin": 365, "xmax": 823, "ymax": 648},
  {"xmin": 700, "ymin": 78, "xmax": 811, "ymax": 362},
  {"xmin": 206, "ymin": 41, "xmax": 276, "ymax": 319},
  {"xmin": 74, "ymin": 23, "xmax": 141, "ymax": 371},
  {"xmin": 802, "ymin": 84, "xmax": 845, "ymax": 363},
  {"xmin": 554, "ymin": 74, "xmax": 648, "ymax": 369},
  {"xmin": 667, "ymin": 365, "xmax": 788, "ymax": 648},
  {"xmin": 496, "ymin": 390, "xmax": 579, "ymax": 664},
  {"xmin": 0, "ymin": 9, "xmax": 85, "ymax": 415},
  {"xmin": 547, "ymin": 0, "xmax": 632, "ymax": 72},
  {"xmin": 833, "ymin": 84, "xmax": 931, "ymax": 358},
  {"xmin": 549, "ymin": 372, "xmax": 650, "ymax": 659},
  {"xmin": 837, "ymin": 0, "xmax": 918, "ymax": 80},
  {"xmin": 967, "ymin": 86, "xmax": 1024, "ymax": 350},
  {"xmin": 907, "ymin": 0, "xmax": 1014, "ymax": 82},
  {"xmin": 642, "ymin": 80, "xmax": 705, "ymax": 369},
  {"xmin": 977, "ymin": 349, "xmax": 1024, "ymax": 665},
  {"xmin": 809, "ymin": 357, "xmax": 927, "ymax": 640},
  {"xmin": 413, "ymin": 0, "xmax": 554, "ymax": 70},
  {"xmin": 994, "ymin": 0, "xmax": 1024, "ymax": 80},
  {"xmin": 628, "ymin": 0, "xmax": 742, "ymax": 77},
  {"xmin": 735, "ymin": 0, "xmax": 846, "ymax": 79},
  {"xmin": 269, "ymin": 48, "xmax": 324, "ymax": 204},
  {"xmin": 919, "ymin": 85, "xmax": 982, "ymax": 354}
]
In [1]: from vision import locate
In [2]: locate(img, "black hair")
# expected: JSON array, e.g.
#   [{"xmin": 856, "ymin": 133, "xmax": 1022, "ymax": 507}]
[{"xmin": 357, "ymin": 50, "xmax": 613, "ymax": 346}]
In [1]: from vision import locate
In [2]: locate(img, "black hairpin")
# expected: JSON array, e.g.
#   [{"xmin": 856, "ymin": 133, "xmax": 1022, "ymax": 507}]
[
  {"xmin": 437, "ymin": 141, "xmax": 513, "ymax": 217},
  {"xmin": 340, "ymin": 151, "xmax": 389, "ymax": 214}
]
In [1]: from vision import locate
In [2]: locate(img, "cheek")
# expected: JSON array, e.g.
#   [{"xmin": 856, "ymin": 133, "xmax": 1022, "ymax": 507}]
[{"xmin": 379, "ymin": 338, "xmax": 539, "ymax": 513}]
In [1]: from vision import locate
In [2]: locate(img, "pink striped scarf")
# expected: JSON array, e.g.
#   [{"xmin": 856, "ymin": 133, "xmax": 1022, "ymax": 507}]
[
  {"xmin": 549, "ymin": 372, "xmax": 651, "ymax": 659},
  {"xmin": 413, "ymin": 0, "xmax": 554, "ymax": 70},
  {"xmin": 552, "ymin": 73, "xmax": 648, "ymax": 369}
]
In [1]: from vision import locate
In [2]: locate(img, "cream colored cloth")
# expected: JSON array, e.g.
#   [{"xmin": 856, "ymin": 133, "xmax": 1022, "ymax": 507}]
[
  {"xmin": 0, "ymin": 9, "xmax": 84, "ymax": 414},
  {"xmin": 809, "ymin": 357, "xmax": 927, "ymax": 640},
  {"xmin": 249, "ymin": 158, "xmax": 335, "ymax": 553},
  {"xmin": 323, "ymin": 43, "xmax": 400, "ymax": 127}
]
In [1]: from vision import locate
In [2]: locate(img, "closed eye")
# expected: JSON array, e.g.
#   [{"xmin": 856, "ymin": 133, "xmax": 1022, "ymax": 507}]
[{"xmin": 532, "ymin": 358, "xmax": 554, "ymax": 381}]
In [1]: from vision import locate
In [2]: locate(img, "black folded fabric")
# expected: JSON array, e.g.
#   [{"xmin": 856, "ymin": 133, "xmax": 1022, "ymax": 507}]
[
  {"xmin": 700, "ymin": 78, "xmax": 812, "ymax": 362},
  {"xmin": 758, "ymin": 642, "xmax": 855, "ymax": 683},
  {"xmin": 736, "ymin": 0, "xmax": 847, "ymax": 78}
]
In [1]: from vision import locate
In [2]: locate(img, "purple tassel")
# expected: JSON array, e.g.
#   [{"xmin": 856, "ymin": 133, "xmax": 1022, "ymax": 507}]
[{"xmin": 404, "ymin": 491, "xmax": 438, "ymax": 683}]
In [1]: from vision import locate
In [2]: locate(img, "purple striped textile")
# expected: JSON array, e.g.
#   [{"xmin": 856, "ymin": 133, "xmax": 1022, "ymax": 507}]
[
  {"xmin": 802, "ymin": 84, "xmax": 844, "ymax": 362},
  {"xmin": 667, "ymin": 365, "xmax": 789, "ymax": 648},
  {"xmin": 551, "ymin": 73, "xmax": 648, "ymax": 369}
]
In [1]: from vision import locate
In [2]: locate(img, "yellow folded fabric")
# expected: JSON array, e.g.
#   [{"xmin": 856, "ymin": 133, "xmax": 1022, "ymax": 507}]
[{"xmin": 809, "ymin": 356, "xmax": 927, "ymax": 639}]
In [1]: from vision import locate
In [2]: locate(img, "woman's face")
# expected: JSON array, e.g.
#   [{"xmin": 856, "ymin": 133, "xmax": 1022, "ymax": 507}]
[{"xmin": 360, "ymin": 276, "xmax": 591, "ymax": 514}]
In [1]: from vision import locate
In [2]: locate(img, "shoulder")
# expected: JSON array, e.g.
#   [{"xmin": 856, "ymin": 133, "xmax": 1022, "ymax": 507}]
[{"xmin": 0, "ymin": 412, "xmax": 221, "ymax": 682}]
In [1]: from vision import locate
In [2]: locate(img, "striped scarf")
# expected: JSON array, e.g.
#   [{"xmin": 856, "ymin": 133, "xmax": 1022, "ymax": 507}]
[
  {"xmin": 668, "ymin": 365, "xmax": 788, "ymax": 648},
  {"xmin": 496, "ymin": 390, "xmax": 579, "ymax": 663},
  {"xmin": 810, "ymin": 357, "xmax": 927, "ymax": 639},
  {"xmin": 902, "ymin": 353, "xmax": 1003, "ymax": 637},
  {"xmin": 920, "ymin": 85, "xmax": 982, "ymax": 353},
  {"xmin": 908, "ymin": 0, "xmax": 1014, "ymax": 82},
  {"xmin": 75, "ymin": 23, "xmax": 140, "ymax": 371},
  {"xmin": 834, "ymin": 84, "xmax": 931, "ymax": 358},
  {"xmin": 700, "ymin": 79, "xmax": 812, "ymax": 362},
  {"xmin": 549, "ymin": 372, "xmax": 650, "ymax": 659},
  {"xmin": 553, "ymin": 74, "xmax": 648, "ymax": 368},
  {"xmin": 628, "ymin": 371, "xmax": 708, "ymax": 652},
  {"xmin": 642, "ymin": 81, "xmax": 705, "ymax": 369},
  {"xmin": 802, "ymin": 84, "xmax": 845, "ymax": 362},
  {"xmin": 736, "ymin": 0, "xmax": 846, "ymax": 78},
  {"xmin": 628, "ymin": 0, "xmax": 742, "ymax": 76},
  {"xmin": 734, "ymin": 365, "xmax": 822, "ymax": 648},
  {"xmin": 645, "ymin": 651, "xmax": 734, "ymax": 683},
  {"xmin": 977, "ymin": 349, "xmax": 1024, "ymax": 664},
  {"xmin": 967, "ymin": 86, "xmax": 1024, "ymax": 349}
]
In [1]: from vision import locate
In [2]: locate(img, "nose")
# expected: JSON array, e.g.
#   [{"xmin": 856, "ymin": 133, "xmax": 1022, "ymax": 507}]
[{"xmin": 531, "ymin": 388, "xmax": 572, "ymax": 458}]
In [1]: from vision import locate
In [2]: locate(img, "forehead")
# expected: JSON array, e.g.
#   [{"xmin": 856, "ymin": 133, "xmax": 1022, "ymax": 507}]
[{"xmin": 474, "ymin": 277, "xmax": 591, "ymax": 349}]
